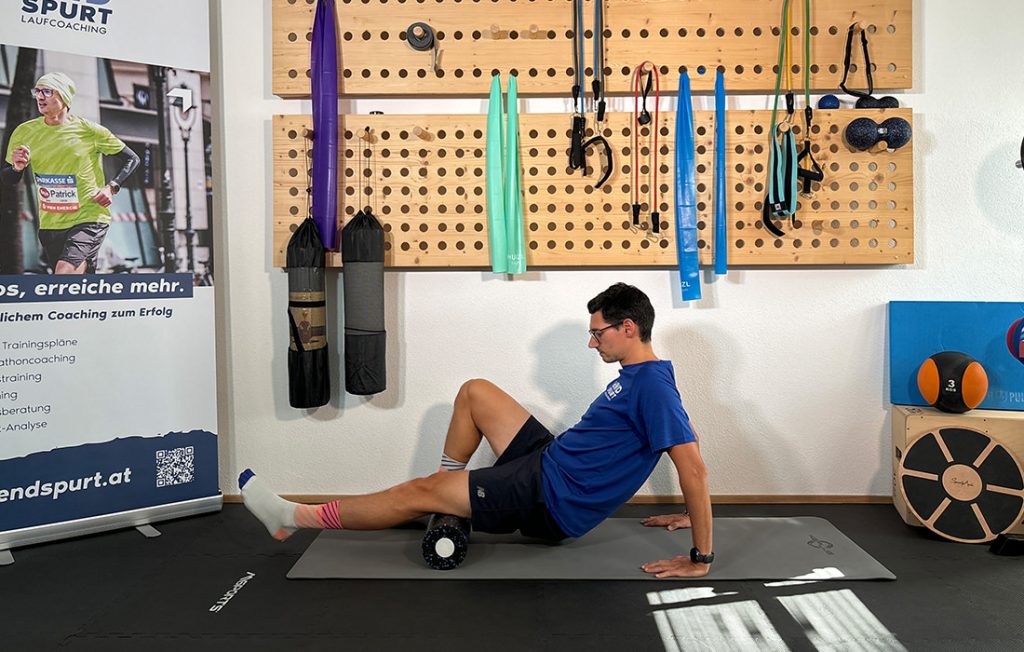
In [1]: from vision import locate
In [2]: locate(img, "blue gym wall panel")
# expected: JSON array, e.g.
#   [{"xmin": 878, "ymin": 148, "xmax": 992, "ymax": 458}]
[{"xmin": 889, "ymin": 301, "xmax": 1024, "ymax": 411}]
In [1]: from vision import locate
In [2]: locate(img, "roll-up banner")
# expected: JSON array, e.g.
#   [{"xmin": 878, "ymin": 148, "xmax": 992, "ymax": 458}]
[{"xmin": 0, "ymin": 0, "xmax": 220, "ymax": 561}]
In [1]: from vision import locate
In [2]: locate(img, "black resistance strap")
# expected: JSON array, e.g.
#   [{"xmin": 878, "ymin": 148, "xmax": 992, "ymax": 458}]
[
  {"xmin": 840, "ymin": 23, "xmax": 873, "ymax": 98},
  {"xmin": 591, "ymin": 0, "xmax": 606, "ymax": 122},
  {"xmin": 569, "ymin": 0, "xmax": 586, "ymax": 170}
]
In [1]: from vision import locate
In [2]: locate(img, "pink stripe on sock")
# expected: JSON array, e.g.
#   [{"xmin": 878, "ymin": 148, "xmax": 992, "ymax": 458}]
[{"xmin": 316, "ymin": 500, "xmax": 343, "ymax": 529}]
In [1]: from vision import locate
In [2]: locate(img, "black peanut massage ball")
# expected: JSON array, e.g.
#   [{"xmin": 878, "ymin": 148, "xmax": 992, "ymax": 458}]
[
  {"xmin": 844, "ymin": 117, "xmax": 912, "ymax": 151},
  {"xmin": 854, "ymin": 95, "xmax": 900, "ymax": 109}
]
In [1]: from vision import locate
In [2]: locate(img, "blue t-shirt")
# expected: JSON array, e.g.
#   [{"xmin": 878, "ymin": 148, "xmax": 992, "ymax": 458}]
[{"xmin": 541, "ymin": 360, "xmax": 696, "ymax": 538}]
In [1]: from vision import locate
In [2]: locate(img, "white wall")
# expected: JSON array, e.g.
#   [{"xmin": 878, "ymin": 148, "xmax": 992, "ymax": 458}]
[{"xmin": 212, "ymin": 0, "xmax": 1024, "ymax": 498}]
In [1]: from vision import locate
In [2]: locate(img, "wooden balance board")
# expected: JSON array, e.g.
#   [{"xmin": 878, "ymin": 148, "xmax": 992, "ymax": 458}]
[{"xmin": 899, "ymin": 426, "xmax": 1024, "ymax": 543}]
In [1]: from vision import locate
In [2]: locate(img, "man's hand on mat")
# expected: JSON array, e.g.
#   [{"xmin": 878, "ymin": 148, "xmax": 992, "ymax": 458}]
[
  {"xmin": 641, "ymin": 556, "xmax": 710, "ymax": 579},
  {"xmin": 640, "ymin": 513, "xmax": 692, "ymax": 531}
]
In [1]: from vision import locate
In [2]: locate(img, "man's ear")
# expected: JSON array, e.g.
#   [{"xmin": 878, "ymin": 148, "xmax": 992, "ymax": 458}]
[{"xmin": 622, "ymin": 318, "xmax": 637, "ymax": 337}]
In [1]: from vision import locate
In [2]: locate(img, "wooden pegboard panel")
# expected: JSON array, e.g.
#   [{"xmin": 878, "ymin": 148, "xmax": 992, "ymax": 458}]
[
  {"xmin": 272, "ymin": 109, "xmax": 913, "ymax": 268},
  {"xmin": 273, "ymin": 0, "xmax": 912, "ymax": 98}
]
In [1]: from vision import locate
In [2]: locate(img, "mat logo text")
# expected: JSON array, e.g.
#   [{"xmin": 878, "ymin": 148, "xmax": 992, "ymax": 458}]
[
  {"xmin": 209, "ymin": 571, "xmax": 255, "ymax": 613},
  {"xmin": 806, "ymin": 535, "xmax": 835, "ymax": 555}
]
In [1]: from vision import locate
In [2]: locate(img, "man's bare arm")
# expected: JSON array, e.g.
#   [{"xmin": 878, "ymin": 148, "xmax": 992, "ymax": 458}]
[{"xmin": 668, "ymin": 442, "xmax": 712, "ymax": 555}]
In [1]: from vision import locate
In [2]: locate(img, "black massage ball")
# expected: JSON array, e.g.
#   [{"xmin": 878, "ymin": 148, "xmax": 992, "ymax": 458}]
[
  {"xmin": 855, "ymin": 96, "xmax": 880, "ymax": 109},
  {"xmin": 880, "ymin": 117, "xmax": 912, "ymax": 149},
  {"xmin": 818, "ymin": 94, "xmax": 841, "ymax": 110},
  {"xmin": 844, "ymin": 117, "xmax": 879, "ymax": 150},
  {"xmin": 854, "ymin": 95, "xmax": 899, "ymax": 109}
]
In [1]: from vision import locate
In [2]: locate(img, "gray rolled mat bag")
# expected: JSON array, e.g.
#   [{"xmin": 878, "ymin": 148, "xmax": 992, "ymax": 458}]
[{"xmin": 341, "ymin": 209, "xmax": 386, "ymax": 395}]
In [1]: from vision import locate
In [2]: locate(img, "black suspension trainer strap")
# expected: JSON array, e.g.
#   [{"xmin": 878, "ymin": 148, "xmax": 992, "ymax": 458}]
[
  {"xmin": 839, "ymin": 23, "xmax": 873, "ymax": 98},
  {"xmin": 568, "ymin": 0, "xmax": 612, "ymax": 186},
  {"xmin": 797, "ymin": 2, "xmax": 823, "ymax": 196},
  {"xmin": 581, "ymin": 135, "xmax": 613, "ymax": 188},
  {"xmin": 638, "ymin": 68, "xmax": 654, "ymax": 126},
  {"xmin": 591, "ymin": 0, "xmax": 606, "ymax": 122},
  {"xmin": 569, "ymin": 0, "xmax": 586, "ymax": 170},
  {"xmin": 797, "ymin": 106, "xmax": 824, "ymax": 194}
]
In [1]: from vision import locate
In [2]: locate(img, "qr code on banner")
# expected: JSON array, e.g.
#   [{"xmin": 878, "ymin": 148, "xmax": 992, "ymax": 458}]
[{"xmin": 156, "ymin": 446, "xmax": 195, "ymax": 487}]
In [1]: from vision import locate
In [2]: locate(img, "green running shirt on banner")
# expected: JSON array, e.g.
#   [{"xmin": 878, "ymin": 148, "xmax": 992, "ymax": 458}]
[{"xmin": 4, "ymin": 116, "xmax": 126, "ymax": 230}]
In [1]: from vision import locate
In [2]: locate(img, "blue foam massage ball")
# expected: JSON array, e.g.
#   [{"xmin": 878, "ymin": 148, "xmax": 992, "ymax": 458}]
[
  {"xmin": 879, "ymin": 117, "xmax": 912, "ymax": 149},
  {"xmin": 818, "ymin": 94, "xmax": 841, "ymax": 110},
  {"xmin": 844, "ymin": 117, "xmax": 879, "ymax": 150}
]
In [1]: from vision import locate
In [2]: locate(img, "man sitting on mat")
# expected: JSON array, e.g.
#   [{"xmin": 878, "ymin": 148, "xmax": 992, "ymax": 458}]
[{"xmin": 240, "ymin": 283, "xmax": 713, "ymax": 578}]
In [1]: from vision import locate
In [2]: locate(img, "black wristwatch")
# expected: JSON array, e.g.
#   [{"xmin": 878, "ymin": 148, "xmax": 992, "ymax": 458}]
[
  {"xmin": 690, "ymin": 547, "xmax": 715, "ymax": 565},
  {"xmin": 108, "ymin": 181, "xmax": 120, "ymax": 195}
]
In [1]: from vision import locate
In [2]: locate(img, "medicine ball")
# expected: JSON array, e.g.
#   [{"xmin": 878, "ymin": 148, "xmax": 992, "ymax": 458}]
[
  {"xmin": 916, "ymin": 351, "xmax": 989, "ymax": 413},
  {"xmin": 1008, "ymin": 318, "xmax": 1024, "ymax": 363}
]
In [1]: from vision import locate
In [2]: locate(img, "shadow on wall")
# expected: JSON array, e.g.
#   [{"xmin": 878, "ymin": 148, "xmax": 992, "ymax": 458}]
[
  {"xmin": 530, "ymin": 320, "xmax": 602, "ymax": 434},
  {"xmin": 879, "ymin": 305, "xmax": 895, "ymax": 495},
  {"xmin": 975, "ymin": 136, "xmax": 1024, "ymax": 238},
  {"xmin": 407, "ymin": 319, "xmax": 603, "ymax": 477},
  {"xmin": 411, "ymin": 397, "xmax": 505, "ymax": 477},
  {"xmin": 410, "ymin": 402, "xmax": 456, "ymax": 478},
  {"xmin": 646, "ymin": 324, "xmax": 806, "ymax": 498}
]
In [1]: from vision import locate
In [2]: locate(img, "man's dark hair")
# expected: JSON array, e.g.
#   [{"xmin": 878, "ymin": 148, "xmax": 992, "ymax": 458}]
[{"xmin": 587, "ymin": 283, "xmax": 654, "ymax": 342}]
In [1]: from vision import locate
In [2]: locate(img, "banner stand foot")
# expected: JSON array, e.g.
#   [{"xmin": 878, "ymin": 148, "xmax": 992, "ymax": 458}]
[
  {"xmin": 0, "ymin": 549, "xmax": 13, "ymax": 566},
  {"xmin": 136, "ymin": 525, "xmax": 162, "ymax": 539}
]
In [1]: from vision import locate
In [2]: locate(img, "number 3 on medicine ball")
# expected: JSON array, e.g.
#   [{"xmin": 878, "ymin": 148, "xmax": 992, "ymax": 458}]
[{"xmin": 916, "ymin": 351, "xmax": 989, "ymax": 414}]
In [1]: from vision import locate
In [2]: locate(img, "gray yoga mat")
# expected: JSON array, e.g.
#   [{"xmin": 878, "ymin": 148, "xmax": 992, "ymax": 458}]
[{"xmin": 287, "ymin": 517, "xmax": 896, "ymax": 581}]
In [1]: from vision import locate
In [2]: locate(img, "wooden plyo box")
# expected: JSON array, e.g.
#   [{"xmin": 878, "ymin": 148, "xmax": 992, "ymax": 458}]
[{"xmin": 892, "ymin": 405, "xmax": 1024, "ymax": 536}]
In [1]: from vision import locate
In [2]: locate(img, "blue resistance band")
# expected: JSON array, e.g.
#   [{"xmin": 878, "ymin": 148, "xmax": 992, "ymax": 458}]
[
  {"xmin": 714, "ymin": 69, "xmax": 727, "ymax": 276},
  {"xmin": 674, "ymin": 72, "xmax": 700, "ymax": 301}
]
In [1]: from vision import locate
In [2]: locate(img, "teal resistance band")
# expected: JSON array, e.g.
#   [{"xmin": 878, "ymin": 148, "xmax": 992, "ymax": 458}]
[
  {"xmin": 674, "ymin": 72, "xmax": 700, "ymax": 301},
  {"xmin": 485, "ymin": 75, "xmax": 507, "ymax": 273},
  {"xmin": 765, "ymin": 0, "xmax": 798, "ymax": 232},
  {"xmin": 765, "ymin": 0, "xmax": 817, "ymax": 237},
  {"xmin": 504, "ymin": 75, "xmax": 525, "ymax": 274},
  {"xmin": 796, "ymin": 0, "xmax": 824, "ymax": 196},
  {"xmin": 714, "ymin": 69, "xmax": 727, "ymax": 276}
]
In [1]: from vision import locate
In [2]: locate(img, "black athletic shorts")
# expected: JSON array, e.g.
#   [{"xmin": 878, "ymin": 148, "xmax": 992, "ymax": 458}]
[
  {"xmin": 468, "ymin": 416, "xmax": 568, "ymax": 542},
  {"xmin": 38, "ymin": 222, "xmax": 109, "ymax": 272}
]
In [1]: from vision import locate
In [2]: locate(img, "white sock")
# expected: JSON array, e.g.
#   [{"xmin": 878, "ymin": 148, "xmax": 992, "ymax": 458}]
[
  {"xmin": 238, "ymin": 469, "xmax": 297, "ymax": 541},
  {"xmin": 440, "ymin": 453, "xmax": 467, "ymax": 472}
]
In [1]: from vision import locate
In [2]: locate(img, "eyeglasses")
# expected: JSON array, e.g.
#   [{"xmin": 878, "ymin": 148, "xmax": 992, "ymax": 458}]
[
  {"xmin": 30, "ymin": 87, "xmax": 55, "ymax": 99},
  {"xmin": 588, "ymin": 322, "xmax": 623, "ymax": 341}
]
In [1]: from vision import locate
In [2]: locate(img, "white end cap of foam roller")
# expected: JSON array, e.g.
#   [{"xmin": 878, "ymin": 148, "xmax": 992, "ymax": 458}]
[{"xmin": 435, "ymin": 536, "xmax": 456, "ymax": 559}]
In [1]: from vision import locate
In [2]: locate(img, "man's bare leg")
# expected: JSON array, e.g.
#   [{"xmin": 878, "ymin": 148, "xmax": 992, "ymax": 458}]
[
  {"xmin": 439, "ymin": 379, "xmax": 531, "ymax": 470},
  {"xmin": 239, "ymin": 468, "xmax": 471, "ymax": 541},
  {"xmin": 54, "ymin": 260, "xmax": 88, "ymax": 274}
]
